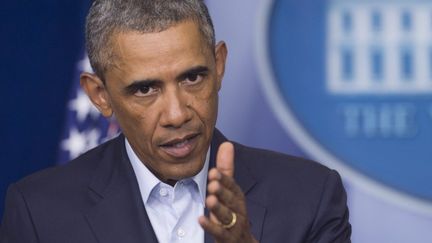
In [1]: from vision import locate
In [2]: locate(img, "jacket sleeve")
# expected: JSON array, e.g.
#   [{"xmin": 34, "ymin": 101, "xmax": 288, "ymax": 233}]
[
  {"xmin": 0, "ymin": 184, "xmax": 39, "ymax": 243},
  {"xmin": 307, "ymin": 170, "xmax": 352, "ymax": 243}
]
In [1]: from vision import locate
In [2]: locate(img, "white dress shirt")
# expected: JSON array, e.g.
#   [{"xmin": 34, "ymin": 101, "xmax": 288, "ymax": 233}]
[{"xmin": 126, "ymin": 139, "xmax": 209, "ymax": 243}]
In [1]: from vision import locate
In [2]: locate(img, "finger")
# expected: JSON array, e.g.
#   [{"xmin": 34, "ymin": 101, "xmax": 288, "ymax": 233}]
[
  {"xmin": 207, "ymin": 179, "xmax": 238, "ymax": 211},
  {"xmin": 206, "ymin": 195, "xmax": 235, "ymax": 225},
  {"xmin": 198, "ymin": 215, "xmax": 228, "ymax": 242},
  {"xmin": 208, "ymin": 168, "xmax": 245, "ymax": 215},
  {"xmin": 216, "ymin": 142, "xmax": 235, "ymax": 177},
  {"xmin": 209, "ymin": 168, "xmax": 243, "ymax": 197}
]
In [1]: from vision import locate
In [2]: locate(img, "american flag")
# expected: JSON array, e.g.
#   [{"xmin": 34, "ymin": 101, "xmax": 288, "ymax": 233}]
[{"xmin": 57, "ymin": 52, "xmax": 120, "ymax": 164}]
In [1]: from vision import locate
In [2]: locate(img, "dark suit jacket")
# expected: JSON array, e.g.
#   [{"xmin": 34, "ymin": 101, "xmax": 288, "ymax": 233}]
[{"xmin": 0, "ymin": 129, "xmax": 351, "ymax": 243}]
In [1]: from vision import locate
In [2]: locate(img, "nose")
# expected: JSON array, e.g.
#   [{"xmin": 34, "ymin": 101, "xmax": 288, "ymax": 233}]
[{"xmin": 159, "ymin": 87, "xmax": 192, "ymax": 128}]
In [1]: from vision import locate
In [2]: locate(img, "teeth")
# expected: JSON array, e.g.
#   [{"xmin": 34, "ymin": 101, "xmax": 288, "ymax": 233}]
[{"xmin": 173, "ymin": 139, "xmax": 188, "ymax": 148}]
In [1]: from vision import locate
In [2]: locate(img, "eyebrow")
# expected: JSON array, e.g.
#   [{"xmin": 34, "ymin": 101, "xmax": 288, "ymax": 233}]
[{"xmin": 123, "ymin": 65, "xmax": 210, "ymax": 94}]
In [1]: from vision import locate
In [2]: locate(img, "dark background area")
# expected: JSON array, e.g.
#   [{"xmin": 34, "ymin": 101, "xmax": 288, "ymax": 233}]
[{"xmin": 0, "ymin": 0, "xmax": 91, "ymax": 219}]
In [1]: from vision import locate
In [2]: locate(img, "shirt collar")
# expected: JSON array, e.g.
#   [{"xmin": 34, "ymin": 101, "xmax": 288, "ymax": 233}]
[
  {"xmin": 125, "ymin": 138, "xmax": 210, "ymax": 205},
  {"xmin": 192, "ymin": 148, "xmax": 210, "ymax": 204}
]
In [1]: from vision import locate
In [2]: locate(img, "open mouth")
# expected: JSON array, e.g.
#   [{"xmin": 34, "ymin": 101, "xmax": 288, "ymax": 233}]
[{"xmin": 159, "ymin": 133, "xmax": 200, "ymax": 158}]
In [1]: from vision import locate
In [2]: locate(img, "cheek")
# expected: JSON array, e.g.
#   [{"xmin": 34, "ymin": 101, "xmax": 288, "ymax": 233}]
[
  {"xmin": 111, "ymin": 100, "xmax": 151, "ymax": 134},
  {"xmin": 192, "ymin": 87, "xmax": 219, "ymax": 124},
  {"xmin": 113, "ymin": 102, "xmax": 159, "ymax": 151}
]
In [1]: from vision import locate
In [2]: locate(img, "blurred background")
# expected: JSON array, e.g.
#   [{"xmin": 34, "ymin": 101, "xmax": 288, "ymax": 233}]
[{"xmin": 1, "ymin": 0, "xmax": 431, "ymax": 242}]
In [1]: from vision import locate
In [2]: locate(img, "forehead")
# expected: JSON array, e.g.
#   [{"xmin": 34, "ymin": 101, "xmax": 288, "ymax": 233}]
[{"xmin": 107, "ymin": 21, "xmax": 213, "ymax": 80}]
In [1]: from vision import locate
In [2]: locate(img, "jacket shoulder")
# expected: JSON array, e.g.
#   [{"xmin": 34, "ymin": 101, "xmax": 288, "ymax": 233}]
[
  {"xmin": 234, "ymin": 142, "xmax": 333, "ymax": 182},
  {"xmin": 233, "ymin": 142, "xmax": 351, "ymax": 241},
  {"xmin": 14, "ymin": 136, "xmax": 122, "ymax": 197}
]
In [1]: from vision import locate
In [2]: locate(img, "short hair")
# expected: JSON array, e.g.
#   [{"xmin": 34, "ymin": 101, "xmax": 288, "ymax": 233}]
[{"xmin": 85, "ymin": 0, "xmax": 215, "ymax": 79}]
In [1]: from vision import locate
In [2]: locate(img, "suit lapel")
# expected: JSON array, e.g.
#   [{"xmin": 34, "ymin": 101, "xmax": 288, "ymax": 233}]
[
  {"xmin": 84, "ymin": 136, "xmax": 158, "ymax": 243},
  {"xmin": 206, "ymin": 130, "xmax": 267, "ymax": 242},
  {"xmin": 82, "ymin": 131, "xmax": 266, "ymax": 243}
]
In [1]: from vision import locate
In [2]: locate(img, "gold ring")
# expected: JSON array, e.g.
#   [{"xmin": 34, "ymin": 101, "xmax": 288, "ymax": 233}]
[{"xmin": 221, "ymin": 212, "xmax": 237, "ymax": 229}]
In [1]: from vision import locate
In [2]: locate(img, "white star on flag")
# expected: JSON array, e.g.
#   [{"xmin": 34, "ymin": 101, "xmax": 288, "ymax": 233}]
[
  {"xmin": 68, "ymin": 90, "xmax": 100, "ymax": 122},
  {"xmin": 61, "ymin": 128, "xmax": 101, "ymax": 159}
]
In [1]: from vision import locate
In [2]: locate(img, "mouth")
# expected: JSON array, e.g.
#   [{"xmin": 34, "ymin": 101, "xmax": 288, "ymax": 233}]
[{"xmin": 158, "ymin": 133, "xmax": 201, "ymax": 158}]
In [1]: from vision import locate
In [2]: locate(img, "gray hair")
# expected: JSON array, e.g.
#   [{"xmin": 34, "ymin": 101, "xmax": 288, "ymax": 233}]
[{"xmin": 85, "ymin": 0, "xmax": 215, "ymax": 79}]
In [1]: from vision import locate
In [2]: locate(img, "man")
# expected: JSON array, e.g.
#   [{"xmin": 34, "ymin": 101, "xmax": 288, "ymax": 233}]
[{"xmin": 0, "ymin": 0, "xmax": 351, "ymax": 242}]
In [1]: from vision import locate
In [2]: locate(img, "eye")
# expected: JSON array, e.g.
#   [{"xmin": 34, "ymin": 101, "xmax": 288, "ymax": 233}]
[
  {"xmin": 134, "ymin": 85, "xmax": 159, "ymax": 97},
  {"xmin": 183, "ymin": 73, "xmax": 204, "ymax": 85}
]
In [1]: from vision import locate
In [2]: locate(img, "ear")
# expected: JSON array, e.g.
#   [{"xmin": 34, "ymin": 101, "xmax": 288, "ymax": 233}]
[
  {"xmin": 214, "ymin": 41, "xmax": 228, "ymax": 91},
  {"xmin": 80, "ymin": 72, "xmax": 113, "ymax": 117}
]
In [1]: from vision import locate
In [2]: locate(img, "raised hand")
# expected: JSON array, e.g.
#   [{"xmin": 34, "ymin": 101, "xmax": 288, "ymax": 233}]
[{"xmin": 199, "ymin": 142, "xmax": 258, "ymax": 243}]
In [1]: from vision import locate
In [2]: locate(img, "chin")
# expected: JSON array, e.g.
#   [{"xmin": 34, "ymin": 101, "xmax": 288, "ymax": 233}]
[{"xmin": 166, "ymin": 159, "xmax": 205, "ymax": 181}]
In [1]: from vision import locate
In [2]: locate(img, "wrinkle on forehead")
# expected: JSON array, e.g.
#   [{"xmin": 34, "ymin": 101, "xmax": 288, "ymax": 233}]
[{"xmin": 107, "ymin": 21, "xmax": 214, "ymax": 81}]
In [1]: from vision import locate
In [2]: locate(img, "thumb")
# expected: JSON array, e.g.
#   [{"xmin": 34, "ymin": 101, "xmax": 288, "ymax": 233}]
[{"xmin": 216, "ymin": 142, "xmax": 235, "ymax": 177}]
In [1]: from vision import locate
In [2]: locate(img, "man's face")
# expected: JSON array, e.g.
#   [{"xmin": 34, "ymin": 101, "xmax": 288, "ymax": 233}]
[{"xmin": 82, "ymin": 21, "xmax": 227, "ymax": 182}]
